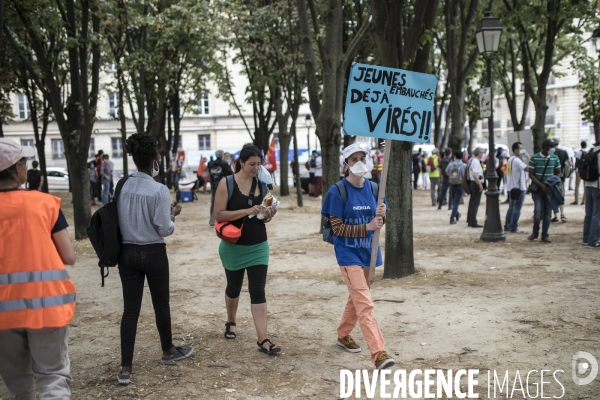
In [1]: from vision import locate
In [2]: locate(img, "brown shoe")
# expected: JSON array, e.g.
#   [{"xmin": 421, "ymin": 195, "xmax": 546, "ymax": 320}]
[
  {"xmin": 541, "ymin": 237, "xmax": 552, "ymax": 243},
  {"xmin": 375, "ymin": 352, "xmax": 395, "ymax": 370},
  {"xmin": 337, "ymin": 335, "xmax": 362, "ymax": 353},
  {"xmin": 527, "ymin": 234, "xmax": 538, "ymax": 241}
]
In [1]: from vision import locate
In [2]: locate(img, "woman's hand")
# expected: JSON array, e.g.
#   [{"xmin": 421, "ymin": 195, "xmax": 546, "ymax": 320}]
[
  {"xmin": 247, "ymin": 205, "xmax": 263, "ymax": 216},
  {"xmin": 262, "ymin": 206, "xmax": 277, "ymax": 220},
  {"xmin": 171, "ymin": 204, "xmax": 182, "ymax": 217},
  {"xmin": 366, "ymin": 216, "xmax": 384, "ymax": 231},
  {"xmin": 375, "ymin": 203, "xmax": 386, "ymax": 218}
]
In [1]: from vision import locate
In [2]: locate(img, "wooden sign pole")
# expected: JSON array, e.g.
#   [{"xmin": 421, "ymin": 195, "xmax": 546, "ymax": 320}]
[{"xmin": 368, "ymin": 139, "xmax": 392, "ymax": 284}]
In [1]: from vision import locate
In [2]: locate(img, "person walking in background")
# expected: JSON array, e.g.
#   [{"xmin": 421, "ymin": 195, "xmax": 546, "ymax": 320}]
[
  {"xmin": 495, "ymin": 147, "xmax": 506, "ymax": 195},
  {"xmin": 573, "ymin": 140, "xmax": 588, "ymax": 205},
  {"xmin": 425, "ymin": 148, "xmax": 441, "ymax": 206},
  {"xmin": 412, "ymin": 150, "xmax": 422, "ymax": 189},
  {"xmin": 26, "ymin": 160, "xmax": 44, "ymax": 191},
  {"xmin": 504, "ymin": 142, "xmax": 530, "ymax": 234},
  {"xmin": 100, "ymin": 154, "xmax": 113, "ymax": 205},
  {"xmin": 466, "ymin": 147, "xmax": 485, "ymax": 228},
  {"xmin": 88, "ymin": 160, "xmax": 98, "ymax": 206},
  {"xmin": 208, "ymin": 150, "xmax": 234, "ymax": 226},
  {"xmin": 528, "ymin": 139, "xmax": 561, "ymax": 243},
  {"xmin": 103, "ymin": 154, "xmax": 115, "ymax": 198},
  {"xmin": 212, "ymin": 144, "xmax": 279, "ymax": 355},
  {"xmin": 321, "ymin": 144, "xmax": 395, "ymax": 370},
  {"xmin": 446, "ymin": 150, "xmax": 466, "ymax": 224},
  {"xmin": 95, "ymin": 152, "xmax": 104, "ymax": 203},
  {"xmin": 551, "ymin": 138, "xmax": 570, "ymax": 222},
  {"xmin": 438, "ymin": 148, "xmax": 452, "ymax": 210},
  {"xmin": 0, "ymin": 139, "xmax": 77, "ymax": 399},
  {"xmin": 116, "ymin": 133, "xmax": 192, "ymax": 385},
  {"xmin": 314, "ymin": 151, "xmax": 323, "ymax": 199},
  {"xmin": 308, "ymin": 150, "xmax": 317, "ymax": 197},
  {"xmin": 168, "ymin": 152, "xmax": 181, "ymax": 192},
  {"xmin": 583, "ymin": 142, "xmax": 600, "ymax": 247}
]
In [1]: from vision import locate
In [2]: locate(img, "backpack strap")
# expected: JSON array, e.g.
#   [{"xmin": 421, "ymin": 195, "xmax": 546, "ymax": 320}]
[
  {"xmin": 226, "ymin": 175, "xmax": 235, "ymax": 202},
  {"xmin": 258, "ymin": 179, "xmax": 268, "ymax": 199},
  {"xmin": 113, "ymin": 177, "xmax": 129, "ymax": 202},
  {"xmin": 368, "ymin": 180, "xmax": 379, "ymax": 201},
  {"xmin": 335, "ymin": 180, "xmax": 347, "ymax": 209}
]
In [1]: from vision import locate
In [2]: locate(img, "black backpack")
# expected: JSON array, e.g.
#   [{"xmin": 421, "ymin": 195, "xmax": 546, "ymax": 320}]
[
  {"xmin": 579, "ymin": 148, "xmax": 600, "ymax": 182},
  {"xmin": 87, "ymin": 177, "xmax": 129, "ymax": 286},
  {"xmin": 322, "ymin": 180, "xmax": 379, "ymax": 244},
  {"xmin": 576, "ymin": 149, "xmax": 587, "ymax": 170}
]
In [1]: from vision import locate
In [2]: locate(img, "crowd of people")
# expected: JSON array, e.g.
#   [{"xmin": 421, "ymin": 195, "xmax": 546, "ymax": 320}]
[
  {"xmin": 2, "ymin": 134, "xmax": 599, "ymax": 397},
  {"xmin": 414, "ymin": 138, "xmax": 600, "ymax": 245}
]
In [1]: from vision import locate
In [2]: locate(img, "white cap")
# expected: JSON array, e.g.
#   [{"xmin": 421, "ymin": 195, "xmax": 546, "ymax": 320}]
[
  {"xmin": 342, "ymin": 144, "xmax": 369, "ymax": 160},
  {"xmin": 0, "ymin": 138, "xmax": 35, "ymax": 171}
]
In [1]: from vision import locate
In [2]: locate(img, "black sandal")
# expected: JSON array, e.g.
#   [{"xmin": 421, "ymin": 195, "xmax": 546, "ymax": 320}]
[
  {"xmin": 224, "ymin": 322, "xmax": 236, "ymax": 339},
  {"xmin": 257, "ymin": 338, "xmax": 281, "ymax": 355}
]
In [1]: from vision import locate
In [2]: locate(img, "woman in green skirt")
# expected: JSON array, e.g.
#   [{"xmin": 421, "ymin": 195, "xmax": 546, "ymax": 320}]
[{"xmin": 213, "ymin": 144, "xmax": 280, "ymax": 355}]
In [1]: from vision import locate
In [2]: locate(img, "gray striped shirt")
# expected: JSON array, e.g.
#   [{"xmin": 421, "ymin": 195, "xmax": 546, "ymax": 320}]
[{"xmin": 117, "ymin": 172, "xmax": 174, "ymax": 244}]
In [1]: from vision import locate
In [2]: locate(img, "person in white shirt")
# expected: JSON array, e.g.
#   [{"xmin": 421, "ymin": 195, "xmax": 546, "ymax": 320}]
[
  {"xmin": 314, "ymin": 152, "xmax": 323, "ymax": 199},
  {"xmin": 504, "ymin": 142, "xmax": 531, "ymax": 234},
  {"xmin": 466, "ymin": 147, "xmax": 485, "ymax": 228}
]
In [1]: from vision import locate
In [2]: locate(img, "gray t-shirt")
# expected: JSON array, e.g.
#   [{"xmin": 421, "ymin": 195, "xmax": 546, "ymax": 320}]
[{"xmin": 117, "ymin": 172, "xmax": 174, "ymax": 244}]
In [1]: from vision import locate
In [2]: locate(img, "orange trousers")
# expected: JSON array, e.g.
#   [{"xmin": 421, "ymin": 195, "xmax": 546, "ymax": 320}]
[{"xmin": 337, "ymin": 266, "xmax": 386, "ymax": 364}]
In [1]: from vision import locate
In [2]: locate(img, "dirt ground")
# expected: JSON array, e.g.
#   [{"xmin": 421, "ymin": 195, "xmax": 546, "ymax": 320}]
[{"xmin": 2, "ymin": 182, "xmax": 600, "ymax": 400}]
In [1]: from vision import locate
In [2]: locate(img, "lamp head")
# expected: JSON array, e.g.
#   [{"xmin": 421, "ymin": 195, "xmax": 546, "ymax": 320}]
[{"xmin": 476, "ymin": 11, "xmax": 503, "ymax": 59}]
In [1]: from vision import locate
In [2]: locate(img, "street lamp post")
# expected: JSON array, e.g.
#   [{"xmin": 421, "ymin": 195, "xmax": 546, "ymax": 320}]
[
  {"xmin": 305, "ymin": 114, "xmax": 311, "ymax": 153},
  {"xmin": 476, "ymin": 11, "xmax": 505, "ymax": 242}
]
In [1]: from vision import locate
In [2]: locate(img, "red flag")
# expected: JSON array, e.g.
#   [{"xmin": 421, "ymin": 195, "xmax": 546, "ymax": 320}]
[{"xmin": 266, "ymin": 136, "xmax": 277, "ymax": 172}]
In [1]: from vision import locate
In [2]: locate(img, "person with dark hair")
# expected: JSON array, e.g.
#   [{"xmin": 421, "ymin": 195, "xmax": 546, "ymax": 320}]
[
  {"xmin": 504, "ymin": 142, "xmax": 531, "ymax": 234},
  {"xmin": 437, "ymin": 148, "xmax": 453, "ymax": 210},
  {"xmin": 26, "ymin": 160, "xmax": 44, "ymax": 191},
  {"xmin": 88, "ymin": 160, "xmax": 98, "ymax": 206},
  {"xmin": 208, "ymin": 150, "xmax": 234, "ymax": 226},
  {"xmin": 0, "ymin": 138, "xmax": 76, "ymax": 399},
  {"xmin": 446, "ymin": 150, "xmax": 467, "ymax": 224},
  {"xmin": 100, "ymin": 154, "xmax": 113, "ymax": 204},
  {"xmin": 551, "ymin": 138, "xmax": 570, "ymax": 222},
  {"xmin": 573, "ymin": 140, "xmax": 588, "ymax": 205},
  {"xmin": 321, "ymin": 144, "xmax": 395, "ymax": 370},
  {"xmin": 213, "ymin": 144, "xmax": 280, "ymax": 355},
  {"xmin": 115, "ymin": 133, "xmax": 192, "ymax": 384}
]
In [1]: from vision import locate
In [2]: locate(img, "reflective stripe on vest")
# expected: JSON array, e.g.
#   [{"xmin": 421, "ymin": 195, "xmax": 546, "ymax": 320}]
[
  {"xmin": 0, "ymin": 270, "xmax": 70, "ymax": 285},
  {"xmin": 0, "ymin": 293, "xmax": 76, "ymax": 312}
]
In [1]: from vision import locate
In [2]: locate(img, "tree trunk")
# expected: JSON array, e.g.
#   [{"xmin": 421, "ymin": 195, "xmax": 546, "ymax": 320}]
[
  {"xmin": 448, "ymin": 86, "xmax": 466, "ymax": 151},
  {"xmin": 371, "ymin": 0, "xmax": 437, "ymax": 278},
  {"xmin": 292, "ymin": 124, "xmax": 303, "ymax": 206},
  {"xmin": 279, "ymin": 134, "xmax": 290, "ymax": 195},
  {"xmin": 117, "ymin": 69, "xmax": 128, "ymax": 176},
  {"xmin": 531, "ymin": 88, "xmax": 548, "ymax": 152}
]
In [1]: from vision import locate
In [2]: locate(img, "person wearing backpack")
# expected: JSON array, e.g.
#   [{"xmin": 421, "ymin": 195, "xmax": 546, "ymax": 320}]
[
  {"xmin": 321, "ymin": 144, "xmax": 395, "ymax": 370},
  {"xmin": 212, "ymin": 145, "xmax": 280, "ymax": 355},
  {"xmin": 466, "ymin": 147, "xmax": 485, "ymax": 228},
  {"xmin": 573, "ymin": 140, "xmax": 588, "ymax": 205},
  {"xmin": 0, "ymin": 139, "xmax": 76, "ymax": 399},
  {"xmin": 115, "ymin": 133, "xmax": 191, "ymax": 384},
  {"xmin": 581, "ymin": 142, "xmax": 600, "ymax": 247},
  {"xmin": 437, "ymin": 148, "xmax": 453, "ymax": 210},
  {"xmin": 445, "ymin": 150, "xmax": 466, "ymax": 224},
  {"xmin": 527, "ymin": 139, "xmax": 561, "ymax": 243},
  {"xmin": 425, "ymin": 148, "xmax": 441, "ymax": 205},
  {"xmin": 208, "ymin": 150, "xmax": 234, "ymax": 226},
  {"xmin": 504, "ymin": 142, "xmax": 531, "ymax": 234}
]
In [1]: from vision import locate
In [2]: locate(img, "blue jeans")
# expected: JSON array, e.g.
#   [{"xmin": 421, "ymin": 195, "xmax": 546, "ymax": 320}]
[
  {"xmin": 438, "ymin": 176, "xmax": 450, "ymax": 208},
  {"xmin": 532, "ymin": 191, "xmax": 552, "ymax": 238},
  {"xmin": 583, "ymin": 186, "xmax": 600, "ymax": 245},
  {"xmin": 102, "ymin": 178, "xmax": 111, "ymax": 205},
  {"xmin": 449, "ymin": 184, "xmax": 464, "ymax": 221},
  {"xmin": 504, "ymin": 190, "xmax": 526, "ymax": 232},
  {"xmin": 171, "ymin": 172, "xmax": 180, "ymax": 191},
  {"xmin": 90, "ymin": 182, "xmax": 95, "ymax": 202}
]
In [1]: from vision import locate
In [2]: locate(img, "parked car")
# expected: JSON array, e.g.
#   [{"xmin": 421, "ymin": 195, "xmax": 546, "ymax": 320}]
[{"xmin": 45, "ymin": 167, "xmax": 70, "ymax": 191}]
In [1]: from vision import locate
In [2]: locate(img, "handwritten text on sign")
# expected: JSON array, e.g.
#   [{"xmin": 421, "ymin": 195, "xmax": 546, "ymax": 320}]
[{"xmin": 343, "ymin": 63, "xmax": 438, "ymax": 143}]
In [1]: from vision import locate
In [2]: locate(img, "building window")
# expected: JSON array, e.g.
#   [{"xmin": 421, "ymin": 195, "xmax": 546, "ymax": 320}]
[
  {"xmin": 88, "ymin": 138, "xmax": 95, "ymax": 158},
  {"xmin": 51, "ymin": 139, "xmax": 65, "ymax": 159},
  {"xmin": 108, "ymin": 92, "xmax": 119, "ymax": 119},
  {"xmin": 197, "ymin": 93, "xmax": 210, "ymax": 115},
  {"xmin": 21, "ymin": 139, "xmax": 36, "ymax": 159},
  {"xmin": 111, "ymin": 137, "xmax": 123, "ymax": 158},
  {"xmin": 17, "ymin": 94, "xmax": 30, "ymax": 120},
  {"xmin": 198, "ymin": 134, "xmax": 211, "ymax": 150},
  {"xmin": 482, "ymin": 120, "xmax": 488, "ymax": 130}
]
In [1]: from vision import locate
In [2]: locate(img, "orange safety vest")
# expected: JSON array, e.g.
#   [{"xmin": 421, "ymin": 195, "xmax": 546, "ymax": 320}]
[{"xmin": 0, "ymin": 190, "xmax": 76, "ymax": 330}]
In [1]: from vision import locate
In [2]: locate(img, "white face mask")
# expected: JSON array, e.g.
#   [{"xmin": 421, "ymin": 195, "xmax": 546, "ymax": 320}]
[
  {"xmin": 519, "ymin": 149, "xmax": 526, "ymax": 156},
  {"xmin": 151, "ymin": 160, "xmax": 160, "ymax": 178},
  {"xmin": 548, "ymin": 148, "xmax": 556, "ymax": 156},
  {"xmin": 348, "ymin": 161, "xmax": 369, "ymax": 177}
]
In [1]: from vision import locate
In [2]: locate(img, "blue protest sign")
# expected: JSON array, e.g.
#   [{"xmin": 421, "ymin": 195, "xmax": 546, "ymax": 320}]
[{"xmin": 343, "ymin": 63, "xmax": 438, "ymax": 143}]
